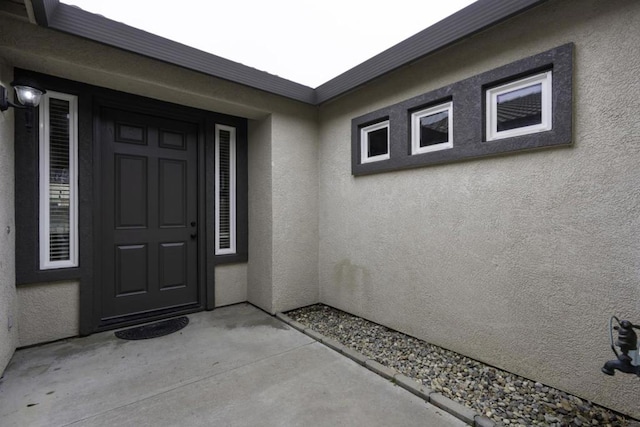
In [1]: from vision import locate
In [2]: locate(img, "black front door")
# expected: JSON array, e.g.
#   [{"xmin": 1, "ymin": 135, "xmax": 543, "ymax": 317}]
[{"xmin": 98, "ymin": 106, "xmax": 199, "ymax": 325}]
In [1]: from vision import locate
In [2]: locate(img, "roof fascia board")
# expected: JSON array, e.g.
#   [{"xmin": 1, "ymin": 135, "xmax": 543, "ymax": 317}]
[
  {"xmin": 31, "ymin": 0, "xmax": 59, "ymax": 26},
  {"xmin": 31, "ymin": 1, "xmax": 317, "ymax": 104},
  {"xmin": 314, "ymin": 0, "xmax": 549, "ymax": 104},
  {"xmin": 28, "ymin": 0, "xmax": 549, "ymax": 106}
]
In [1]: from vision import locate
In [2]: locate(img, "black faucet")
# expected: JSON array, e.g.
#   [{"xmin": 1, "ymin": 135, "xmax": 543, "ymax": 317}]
[{"xmin": 602, "ymin": 319, "xmax": 640, "ymax": 376}]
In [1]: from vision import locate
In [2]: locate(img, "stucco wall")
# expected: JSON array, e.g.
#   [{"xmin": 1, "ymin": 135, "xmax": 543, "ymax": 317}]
[
  {"xmin": 247, "ymin": 116, "xmax": 274, "ymax": 313},
  {"xmin": 247, "ymin": 112, "xmax": 320, "ymax": 314},
  {"xmin": 271, "ymin": 112, "xmax": 319, "ymax": 313},
  {"xmin": 215, "ymin": 264, "xmax": 248, "ymax": 307},
  {"xmin": 0, "ymin": 61, "xmax": 18, "ymax": 375},
  {"xmin": 17, "ymin": 281, "xmax": 80, "ymax": 347},
  {"xmin": 317, "ymin": 0, "xmax": 640, "ymax": 418}
]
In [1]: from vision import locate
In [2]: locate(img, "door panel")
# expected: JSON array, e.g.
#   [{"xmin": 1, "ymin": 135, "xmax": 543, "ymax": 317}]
[
  {"xmin": 115, "ymin": 244, "xmax": 148, "ymax": 296},
  {"xmin": 159, "ymin": 159, "xmax": 187, "ymax": 227},
  {"xmin": 99, "ymin": 106, "xmax": 199, "ymax": 323},
  {"xmin": 115, "ymin": 155, "xmax": 148, "ymax": 228},
  {"xmin": 159, "ymin": 242, "xmax": 187, "ymax": 290},
  {"xmin": 159, "ymin": 130, "xmax": 186, "ymax": 149}
]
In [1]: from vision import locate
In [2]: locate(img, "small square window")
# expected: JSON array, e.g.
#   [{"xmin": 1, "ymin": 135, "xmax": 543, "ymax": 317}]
[
  {"xmin": 360, "ymin": 120, "xmax": 390, "ymax": 163},
  {"xmin": 486, "ymin": 71, "xmax": 552, "ymax": 141},
  {"xmin": 411, "ymin": 101, "xmax": 453, "ymax": 154}
]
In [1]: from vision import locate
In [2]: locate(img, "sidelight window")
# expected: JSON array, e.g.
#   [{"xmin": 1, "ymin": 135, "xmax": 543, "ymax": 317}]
[
  {"xmin": 215, "ymin": 124, "xmax": 236, "ymax": 255},
  {"xmin": 39, "ymin": 91, "xmax": 79, "ymax": 269}
]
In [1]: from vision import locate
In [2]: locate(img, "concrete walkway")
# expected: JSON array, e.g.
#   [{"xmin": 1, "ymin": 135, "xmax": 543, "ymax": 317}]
[{"xmin": 0, "ymin": 304, "xmax": 465, "ymax": 427}]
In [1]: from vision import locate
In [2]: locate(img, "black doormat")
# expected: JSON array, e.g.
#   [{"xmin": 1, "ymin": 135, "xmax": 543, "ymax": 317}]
[{"xmin": 115, "ymin": 316, "xmax": 189, "ymax": 340}]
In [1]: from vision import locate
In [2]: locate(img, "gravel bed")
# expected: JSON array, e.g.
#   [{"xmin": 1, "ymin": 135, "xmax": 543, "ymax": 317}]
[{"xmin": 287, "ymin": 304, "xmax": 634, "ymax": 427}]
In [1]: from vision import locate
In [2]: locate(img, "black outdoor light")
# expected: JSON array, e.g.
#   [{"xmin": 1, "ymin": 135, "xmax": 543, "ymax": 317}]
[
  {"xmin": 602, "ymin": 316, "xmax": 640, "ymax": 376},
  {"xmin": 0, "ymin": 77, "xmax": 46, "ymax": 128}
]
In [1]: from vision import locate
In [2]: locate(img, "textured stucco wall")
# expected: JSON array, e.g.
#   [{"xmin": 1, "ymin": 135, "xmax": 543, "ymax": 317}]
[
  {"xmin": 247, "ymin": 112, "xmax": 320, "ymax": 314},
  {"xmin": 317, "ymin": 0, "xmax": 640, "ymax": 418},
  {"xmin": 215, "ymin": 264, "xmax": 248, "ymax": 307},
  {"xmin": 17, "ymin": 281, "xmax": 80, "ymax": 347},
  {"xmin": 0, "ymin": 61, "xmax": 18, "ymax": 375},
  {"xmin": 271, "ymin": 112, "xmax": 319, "ymax": 313},
  {"xmin": 247, "ymin": 116, "xmax": 274, "ymax": 313}
]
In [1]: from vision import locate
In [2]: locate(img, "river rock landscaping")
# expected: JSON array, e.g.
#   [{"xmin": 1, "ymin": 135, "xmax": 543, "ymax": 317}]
[{"xmin": 286, "ymin": 304, "xmax": 634, "ymax": 427}]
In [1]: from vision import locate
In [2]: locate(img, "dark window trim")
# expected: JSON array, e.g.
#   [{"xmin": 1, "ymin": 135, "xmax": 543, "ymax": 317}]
[
  {"xmin": 207, "ymin": 117, "xmax": 248, "ymax": 266},
  {"xmin": 14, "ymin": 72, "xmax": 87, "ymax": 285},
  {"xmin": 351, "ymin": 43, "xmax": 573, "ymax": 176}
]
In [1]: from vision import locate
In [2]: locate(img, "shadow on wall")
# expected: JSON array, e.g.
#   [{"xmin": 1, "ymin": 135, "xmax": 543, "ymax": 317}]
[{"xmin": 332, "ymin": 259, "xmax": 372, "ymax": 310}]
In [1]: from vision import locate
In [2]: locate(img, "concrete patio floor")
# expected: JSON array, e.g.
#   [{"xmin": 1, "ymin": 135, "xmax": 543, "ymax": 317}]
[{"xmin": 0, "ymin": 303, "xmax": 465, "ymax": 427}]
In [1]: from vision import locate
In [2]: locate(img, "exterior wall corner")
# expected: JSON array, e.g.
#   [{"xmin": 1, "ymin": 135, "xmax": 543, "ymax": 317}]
[{"xmin": 0, "ymin": 59, "xmax": 18, "ymax": 375}]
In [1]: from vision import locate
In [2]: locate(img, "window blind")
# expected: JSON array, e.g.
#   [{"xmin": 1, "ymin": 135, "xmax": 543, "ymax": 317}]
[
  {"xmin": 215, "ymin": 125, "xmax": 236, "ymax": 255},
  {"xmin": 40, "ymin": 91, "xmax": 78, "ymax": 270},
  {"xmin": 48, "ymin": 98, "xmax": 71, "ymax": 261},
  {"xmin": 218, "ymin": 129, "xmax": 231, "ymax": 250}
]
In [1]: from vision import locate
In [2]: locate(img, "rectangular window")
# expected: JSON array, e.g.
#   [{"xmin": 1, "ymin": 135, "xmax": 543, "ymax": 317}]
[
  {"xmin": 486, "ymin": 71, "xmax": 552, "ymax": 141},
  {"xmin": 215, "ymin": 124, "xmax": 236, "ymax": 255},
  {"xmin": 361, "ymin": 120, "xmax": 390, "ymax": 163},
  {"xmin": 411, "ymin": 101, "xmax": 453, "ymax": 154},
  {"xmin": 39, "ymin": 91, "xmax": 79, "ymax": 269},
  {"xmin": 351, "ymin": 44, "xmax": 571, "ymax": 176}
]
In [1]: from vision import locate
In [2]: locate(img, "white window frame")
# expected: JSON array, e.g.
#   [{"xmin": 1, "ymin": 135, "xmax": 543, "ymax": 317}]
[
  {"xmin": 360, "ymin": 120, "xmax": 390, "ymax": 164},
  {"xmin": 215, "ymin": 124, "xmax": 237, "ymax": 255},
  {"xmin": 411, "ymin": 101, "xmax": 453, "ymax": 155},
  {"xmin": 486, "ymin": 71, "xmax": 552, "ymax": 141},
  {"xmin": 39, "ymin": 91, "xmax": 79, "ymax": 270}
]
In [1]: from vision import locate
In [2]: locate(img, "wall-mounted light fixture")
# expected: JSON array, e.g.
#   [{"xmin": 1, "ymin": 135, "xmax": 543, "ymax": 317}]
[
  {"xmin": 0, "ymin": 77, "xmax": 46, "ymax": 111},
  {"xmin": 1, "ymin": 77, "xmax": 46, "ymax": 129}
]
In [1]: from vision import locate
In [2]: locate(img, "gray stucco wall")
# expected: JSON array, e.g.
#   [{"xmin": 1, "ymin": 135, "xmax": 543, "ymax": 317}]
[
  {"xmin": 247, "ymin": 116, "xmax": 274, "ymax": 313},
  {"xmin": 0, "ymin": 61, "xmax": 18, "ymax": 375},
  {"xmin": 317, "ymin": 0, "xmax": 640, "ymax": 418},
  {"xmin": 214, "ymin": 264, "xmax": 248, "ymax": 307},
  {"xmin": 271, "ymin": 112, "xmax": 319, "ymax": 313},
  {"xmin": 17, "ymin": 281, "xmax": 80, "ymax": 347},
  {"xmin": 247, "ymin": 112, "xmax": 320, "ymax": 314}
]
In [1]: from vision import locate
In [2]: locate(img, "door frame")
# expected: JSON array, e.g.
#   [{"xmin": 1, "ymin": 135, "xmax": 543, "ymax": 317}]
[
  {"xmin": 92, "ymin": 95, "xmax": 209, "ymax": 331},
  {"xmin": 14, "ymin": 69, "xmax": 248, "ymax": 336}
]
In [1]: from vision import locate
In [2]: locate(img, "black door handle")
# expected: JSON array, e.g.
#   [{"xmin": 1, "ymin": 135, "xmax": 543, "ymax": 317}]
[{"xmin": 190, "ymin": 233, "xmax": 197, "ymax": 240}]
